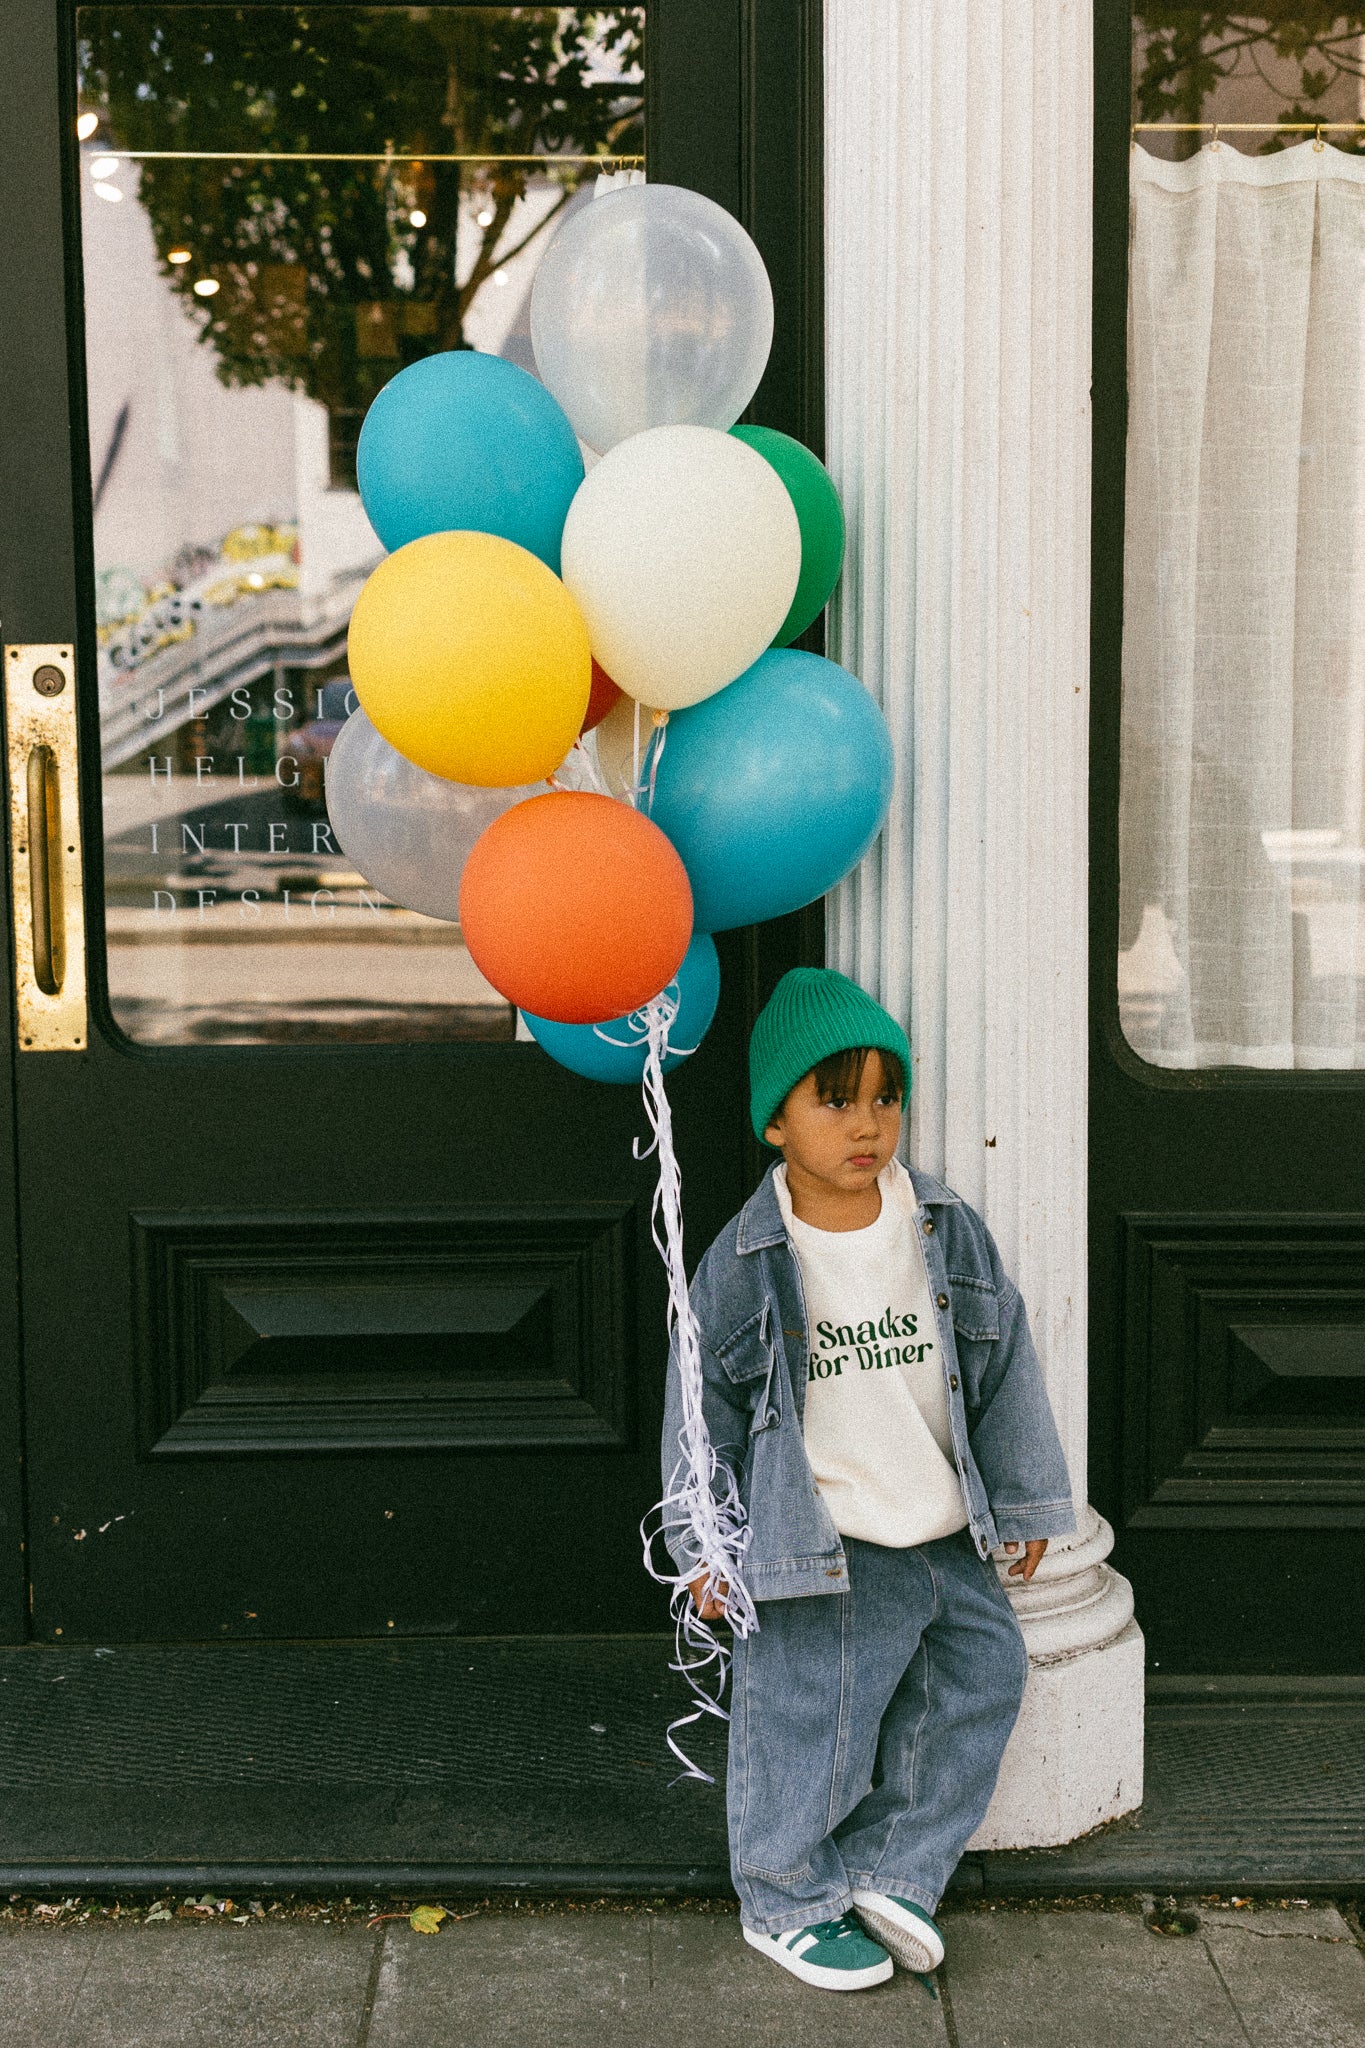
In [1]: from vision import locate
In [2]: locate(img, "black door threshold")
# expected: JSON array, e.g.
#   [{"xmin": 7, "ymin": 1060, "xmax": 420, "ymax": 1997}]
[{"xmin": 0, "ymin": 1643, "xmax": 1359, "ymax": 1896}]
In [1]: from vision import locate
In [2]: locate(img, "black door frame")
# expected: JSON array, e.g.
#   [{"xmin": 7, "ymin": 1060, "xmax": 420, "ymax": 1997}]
[
  {"xmin": 0, "ymin": 0, "xmax": 824, "ymax": 1646},
  {"xmin": 1089, "ymin": 0, "xmax": 1365, "ymax": 1671}
]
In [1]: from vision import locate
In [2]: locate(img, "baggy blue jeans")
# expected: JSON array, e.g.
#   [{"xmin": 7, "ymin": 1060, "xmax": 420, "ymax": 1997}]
[{"xmin": 726, "ymin": 1529, "xmax": 1029, "ymax": 1936}]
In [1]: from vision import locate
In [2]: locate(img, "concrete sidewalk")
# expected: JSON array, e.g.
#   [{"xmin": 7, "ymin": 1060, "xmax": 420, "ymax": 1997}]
[{"xmin": 1, "ymin": 1898, "xmax": 1362, "ymax": 2047}]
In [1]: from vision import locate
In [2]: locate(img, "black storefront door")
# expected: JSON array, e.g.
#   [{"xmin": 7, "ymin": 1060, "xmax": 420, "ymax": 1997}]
[
  {"xmin": 0, "ymin": 0, "xmax": 821, "ymax": 1647},
  {"xmin": 1090, "ymin": 3, "xmax": 1365, "ymax": 1677}
]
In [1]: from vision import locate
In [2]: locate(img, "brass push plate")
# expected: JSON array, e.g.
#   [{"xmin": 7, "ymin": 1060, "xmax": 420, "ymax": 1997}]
[{"xmin": 5, "ymin": 644, "xmax": 87, "ymax": 1051}]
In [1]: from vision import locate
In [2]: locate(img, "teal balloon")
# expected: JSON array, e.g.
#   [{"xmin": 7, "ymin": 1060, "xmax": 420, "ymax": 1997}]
[
  {"xmin": 730, "ymin": 425, "xmax": 845, "ymax": 644},
  {"xmin": 522, "ymin": 934, "xmax": 721, "ymax": 1084},
  {"xmin": 357, "ymin": 352, "xmax": 584, "ymax": 571},
  {"xmin": 647, "ymin": 649, "xmax": 893, "ymax": 932}
]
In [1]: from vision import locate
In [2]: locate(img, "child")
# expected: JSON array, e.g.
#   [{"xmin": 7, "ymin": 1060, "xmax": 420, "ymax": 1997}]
[{"xmin": 661, "ymin": 967, "xmax": 1075, "ymax": 1992}]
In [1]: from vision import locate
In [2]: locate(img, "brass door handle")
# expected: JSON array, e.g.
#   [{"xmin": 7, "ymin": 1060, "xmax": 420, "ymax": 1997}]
[
  {"xmin": 5, "ymin": 645, "xmax": 86, "ymax": 1050},
  {"xmin": 26, "ymin": 742, "xmax": 63, "ymax": 995}
]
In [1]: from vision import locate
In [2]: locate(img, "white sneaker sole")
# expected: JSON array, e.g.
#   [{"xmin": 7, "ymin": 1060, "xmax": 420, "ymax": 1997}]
[
  {"xmin": 850, "ymin": 1890, "xmax": 945, "ymax": 1974},
  {"xmin": 742, "ymin": 1924, "xmax": 894, "ymax": 1991}
]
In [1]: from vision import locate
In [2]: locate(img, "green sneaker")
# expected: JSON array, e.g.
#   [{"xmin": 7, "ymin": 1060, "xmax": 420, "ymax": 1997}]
[
  {"xmin": 850, "ymin": 1889, "xmax": 945, "ymax": 1973},
  {"xmin": 743, "ymin": 1910, "xmax": 893, "ymax": 1990}
]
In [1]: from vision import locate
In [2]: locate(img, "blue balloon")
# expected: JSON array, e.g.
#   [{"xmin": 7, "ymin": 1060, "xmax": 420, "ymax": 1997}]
[
  {"xmin": 523, "ymin": 935, "xmax": 721, "ymax": 1085},
  {"xmin": 647, "ymin": 649, "xmax": 894, "ymax": 932},
  {"xmin": 356, "ymin": 353, "xmax": 585, "ymax": 570}
]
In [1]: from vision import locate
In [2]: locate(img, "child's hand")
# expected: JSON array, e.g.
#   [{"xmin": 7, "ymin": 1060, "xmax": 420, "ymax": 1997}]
[
  {"xmin": 688, "ymin": 1572, "xmax": 729, "ymax": 1621},
  {"xmin": 1003, "ymin": 1539, "xmax": 1047, "ymax": 1581}
]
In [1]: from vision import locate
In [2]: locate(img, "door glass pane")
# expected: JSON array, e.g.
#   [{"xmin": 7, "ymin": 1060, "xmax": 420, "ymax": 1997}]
[
  {"xmin": 1121, "ymin": 12, "xmax": 1365, "ymax": 1067},
  {"xmin": 76, "ymin": 5, "xmax": 643, "ymax": 1045}
]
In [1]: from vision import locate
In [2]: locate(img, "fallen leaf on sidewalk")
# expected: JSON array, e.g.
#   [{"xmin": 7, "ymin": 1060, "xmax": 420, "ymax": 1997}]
[{"xmin": 410, "ymin": 1905, "xmax": 447, "ymax": 1934}]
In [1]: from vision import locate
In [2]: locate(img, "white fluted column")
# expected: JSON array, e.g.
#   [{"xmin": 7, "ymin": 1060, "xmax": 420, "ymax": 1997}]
[{"xmin": 824, "ymin": 0, "xmax": 1143, "ymax": 1847}]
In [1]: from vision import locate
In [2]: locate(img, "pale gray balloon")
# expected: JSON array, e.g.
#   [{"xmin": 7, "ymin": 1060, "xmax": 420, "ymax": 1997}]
[
  {"xmin": 324, "ymin": 708, "xmax": 545, "ymax": 922},
  {"xmin": 530, "ymin": 184, "xmax": 773, "ymax": 453}
]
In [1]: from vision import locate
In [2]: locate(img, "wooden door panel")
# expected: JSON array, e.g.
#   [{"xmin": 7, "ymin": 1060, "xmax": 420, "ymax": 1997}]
[{"xmin": 1, "ymin": 0, "xmax": 823, "ymax": 1643}]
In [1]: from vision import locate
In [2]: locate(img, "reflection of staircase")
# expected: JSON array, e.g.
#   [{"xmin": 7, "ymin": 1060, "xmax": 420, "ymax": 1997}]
[{"xmin": 98, "ymin": 577, "xmax": 365, "ymax": 771}]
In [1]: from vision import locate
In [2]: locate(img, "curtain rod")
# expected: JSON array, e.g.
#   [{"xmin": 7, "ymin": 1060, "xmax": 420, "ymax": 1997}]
[
  {"xmin": 83, "ymin": 150, "xmax": 645, "ymax": 165},
  {"xmin": 1132, "ymin": 121, "xmax": 1363, "ymax": 134}
]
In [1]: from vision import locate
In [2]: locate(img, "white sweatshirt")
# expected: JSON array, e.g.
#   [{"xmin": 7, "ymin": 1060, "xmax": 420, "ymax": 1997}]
[{"xmin": 774, "ymin": 1158, "xmax": 969, "ymax": 1548}]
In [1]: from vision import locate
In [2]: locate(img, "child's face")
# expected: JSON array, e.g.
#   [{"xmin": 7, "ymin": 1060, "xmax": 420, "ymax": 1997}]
[{"xmin": 764, "ymin": 1051, "xmax": 903, "ymax": 1196}]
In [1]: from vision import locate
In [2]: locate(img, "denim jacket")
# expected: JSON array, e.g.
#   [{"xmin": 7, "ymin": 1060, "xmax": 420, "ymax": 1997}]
[{"xmin": 662, "ymin": 1163, "xmax": 1076, "ymax": 1599}]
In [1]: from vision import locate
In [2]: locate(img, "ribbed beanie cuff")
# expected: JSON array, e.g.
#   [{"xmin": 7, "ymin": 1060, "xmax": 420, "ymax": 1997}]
[{"xmin": 749, "ymin": 967, "xmax": 912, "ymax": 1143}]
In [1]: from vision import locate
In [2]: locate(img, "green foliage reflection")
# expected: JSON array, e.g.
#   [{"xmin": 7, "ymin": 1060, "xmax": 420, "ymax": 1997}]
[
  {"xmin": 1134, "ymin": 8, "xmax": 1365, "ymax": 147},
  {"xmin": 78, "ymin": 7, "xmax": 643, "ymax": 481}
]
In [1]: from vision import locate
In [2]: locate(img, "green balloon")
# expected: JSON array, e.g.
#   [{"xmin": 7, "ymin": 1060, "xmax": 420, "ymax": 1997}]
[{"xmin": 730, "ymin": 425, "xmax": 846, "ymax": 645}]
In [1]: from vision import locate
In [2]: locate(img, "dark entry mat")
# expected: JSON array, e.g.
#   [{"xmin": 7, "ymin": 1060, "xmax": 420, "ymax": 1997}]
[
  {"xmin": 0, "ymin": 1637, "xmax": 730, "ymax": 1883},
  {"xmin": 0, "ymin": 1644, "xmax": 1360, "ymax": 1893},
  {"xmin": 981, "ymin": 1675, "xmax": 1365, "ymax": 1895}
]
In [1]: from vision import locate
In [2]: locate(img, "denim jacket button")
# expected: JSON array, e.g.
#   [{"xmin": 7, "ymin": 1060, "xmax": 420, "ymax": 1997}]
[
  {"xmin": 949, "ymin": 1373, "xmax": 959, "ymax": 1390},
  {"xmin": 977, "ymin": 1534, "xmax": 989, "ymax": 1555},
  {"xmin": 825, "ymin": 1566, "xmax": 843, "ymax": 1577},
  {"xmin": 923, "ymin": 1218, "xmax": 935, "ymax": 1233},
  {"xmin": 937, "ymin": 1293, "xmax": 949, "ymax": 1310}
]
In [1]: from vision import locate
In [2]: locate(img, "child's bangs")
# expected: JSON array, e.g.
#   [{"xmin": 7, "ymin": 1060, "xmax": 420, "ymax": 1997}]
[{"xmin": 810, "ymin": 1045, "xmax": 905, "ymax": 1103}]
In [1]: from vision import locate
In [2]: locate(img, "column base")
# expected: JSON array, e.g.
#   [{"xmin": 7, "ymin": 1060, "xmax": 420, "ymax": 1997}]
[{"xmin": 969, "ymin": 1508, "xmax": 1144, "ymax": 1850}]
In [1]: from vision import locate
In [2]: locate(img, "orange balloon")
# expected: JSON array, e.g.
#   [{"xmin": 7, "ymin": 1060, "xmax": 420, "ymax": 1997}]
[{"xmin": 459, "ymin": 792, "xmax": 693, "ymax": 1024}]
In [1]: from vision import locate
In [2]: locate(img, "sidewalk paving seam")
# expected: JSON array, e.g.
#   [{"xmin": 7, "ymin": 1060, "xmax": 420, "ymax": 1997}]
[
  {"xmin": 1205, "ymin": 1926, "xmax": 1355, "ymax": 1942},
  {"xmin": 352, "ymin": 1925, "xmax": 386, "ymax": 2048},
  {"xmin": 1344, "ymin": 1903, "xmax": 1365, "ymax": 1957},
  {"xmin": 53, "ymin": 1938, "xmax": 97, "ymax": 2048},
  {"xmin": 1203, "ymin": 1939, "xmax": 1261, "ymax": 2048},
  {"xmin": 936, "ymin": 1961, "xmax": 963, "ymax": 2048}
]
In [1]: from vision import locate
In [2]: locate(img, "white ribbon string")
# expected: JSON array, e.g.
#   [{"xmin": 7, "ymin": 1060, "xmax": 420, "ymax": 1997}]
[
  {"xmin": 635, "ymin": 988, "xmax": 757, "ymax": 1781},
  {"xmin": 545, "ymin": 743, "xmax": 754, "ymax": 1774},
  {"xmin": 645, "ymin": 713, "xmax": 666, "ymax": 813},
  {"xmin": 568, "ymin": 735, "xmax": 609, "ymax": 795},
  {"xmin": 609, "ymin": 708, "xmax": 663, "ymax": 812}
]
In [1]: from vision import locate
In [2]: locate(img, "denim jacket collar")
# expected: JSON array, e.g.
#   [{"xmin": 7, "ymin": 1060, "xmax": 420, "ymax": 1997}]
[{"xmin": 734, "ymin": 1159, "xmax": 963, "ymax": 1256}]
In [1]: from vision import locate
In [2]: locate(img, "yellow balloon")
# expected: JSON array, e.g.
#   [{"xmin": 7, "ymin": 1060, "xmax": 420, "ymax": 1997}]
[{"xmin": 347, "ymin": 531, "xmax": 591, "ymax": 787}]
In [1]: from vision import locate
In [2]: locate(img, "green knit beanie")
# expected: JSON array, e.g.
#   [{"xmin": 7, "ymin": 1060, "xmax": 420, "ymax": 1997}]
[{"xmin": 749, "ymin": 967, "xmax": 912, "ymax": 1144}]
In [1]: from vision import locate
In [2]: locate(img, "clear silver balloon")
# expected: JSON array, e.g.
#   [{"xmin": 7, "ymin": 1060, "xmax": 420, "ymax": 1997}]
[
  {"xmin": 530, "ymin": 184, "xmax": 773, "ymax": 453},
  {"xmin": 325, "ymin": 707, "xmax": 546, "ymax": 922}
]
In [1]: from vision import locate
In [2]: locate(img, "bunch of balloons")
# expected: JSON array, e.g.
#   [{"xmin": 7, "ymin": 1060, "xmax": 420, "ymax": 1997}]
[{"xmin": 326, "ymin": 180, "xmax": 894, "ymax": 1083}]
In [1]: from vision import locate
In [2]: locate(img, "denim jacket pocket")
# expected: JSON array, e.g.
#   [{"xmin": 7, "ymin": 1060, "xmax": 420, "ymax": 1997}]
[
  {"xmin": 715, "ymin": 1301, "xmax": 782, "ymax": 1435},
  {"xmin": 947, "ymin": 1273, "xmax": 1001, "ymax": 1343}
]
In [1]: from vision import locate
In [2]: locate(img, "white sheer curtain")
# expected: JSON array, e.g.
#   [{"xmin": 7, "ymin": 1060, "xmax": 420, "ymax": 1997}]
[{"xmin": 1121, "ymin": 142, "xmax": 1365, "ymax": 1068}]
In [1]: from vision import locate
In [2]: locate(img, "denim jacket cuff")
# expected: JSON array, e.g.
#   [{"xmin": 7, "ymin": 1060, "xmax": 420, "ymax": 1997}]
[
  {"xmin": 664, "ymin": 1538, "xmax": 703, "ymax": 1580},
  {"xmin": 991, "ymin": 1500, "xmax": 1077, "ymax": 1544}
]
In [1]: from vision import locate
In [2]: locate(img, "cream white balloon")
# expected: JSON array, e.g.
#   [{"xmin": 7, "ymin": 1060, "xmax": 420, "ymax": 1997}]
[
  {"xmin": 530, "ymin": 184, "xmax": 773, "ymax": 453},
  {"xmin": 559, "ymin": 425, "xmax": 800, "ymax": 711}
]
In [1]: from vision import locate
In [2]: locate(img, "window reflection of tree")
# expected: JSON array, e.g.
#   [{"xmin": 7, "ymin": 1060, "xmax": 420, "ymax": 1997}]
[
  {"xmin": 78, "ymin": 7, "xmax": 644, "ymax": 484},
  {"xmin": 1133, "ymin": 8, "xmax": 1365, "ymax": 155}
]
